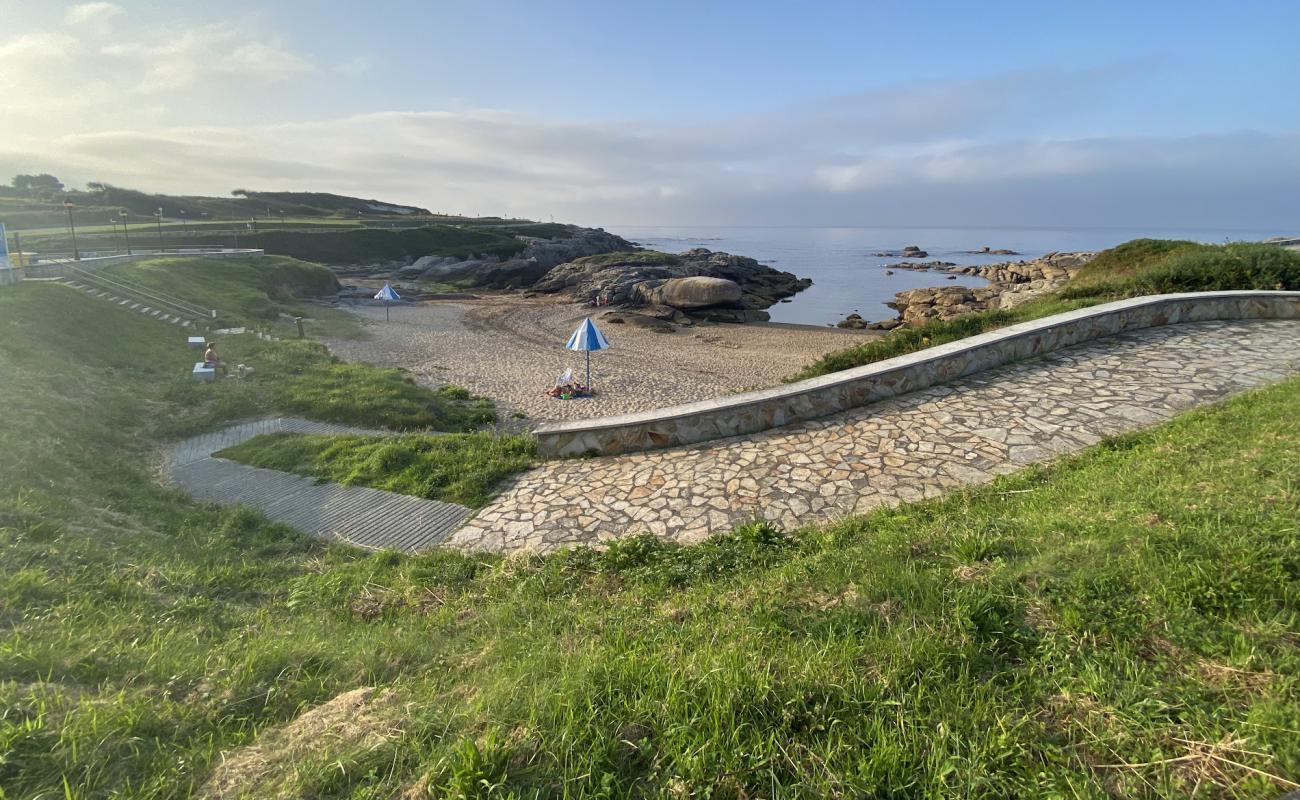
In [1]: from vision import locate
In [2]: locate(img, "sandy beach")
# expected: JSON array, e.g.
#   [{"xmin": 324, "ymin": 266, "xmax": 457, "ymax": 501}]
[{"xmin": 327, "ymin": 297, "xmax": 877, "ymax": 424}]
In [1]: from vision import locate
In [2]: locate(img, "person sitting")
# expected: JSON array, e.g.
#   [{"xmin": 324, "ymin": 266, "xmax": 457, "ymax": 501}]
[{"xmin": 203, "ymin": 343, "xmax": 229, "ymax": 376}]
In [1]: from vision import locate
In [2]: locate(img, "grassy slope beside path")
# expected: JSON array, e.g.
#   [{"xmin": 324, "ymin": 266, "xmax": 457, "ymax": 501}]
[
  {"xmin": 795, "ymin": 240, "xmax": 1300, "ymax": 381},
  {"xmin": 101, "ymin": 255, "xmax": 357, "ymax": 338},
  {"xmin": 1, "ymin": 273, "xmax": 1298, "ymax": 795},
  {"xmin": 216, "ymin": 432, "xmax": 537, "ymax": 508}
]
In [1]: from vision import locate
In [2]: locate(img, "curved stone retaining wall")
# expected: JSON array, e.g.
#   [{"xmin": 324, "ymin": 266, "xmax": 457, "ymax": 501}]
[{"xmin": 535, "ymin": 291, "xmax": 1300, "ymax": 458}]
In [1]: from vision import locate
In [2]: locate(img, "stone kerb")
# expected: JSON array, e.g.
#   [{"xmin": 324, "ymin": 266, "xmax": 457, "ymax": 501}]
[{"xmin": 534, "ymin": 291, "xmax": 1300, "ymax": 458}]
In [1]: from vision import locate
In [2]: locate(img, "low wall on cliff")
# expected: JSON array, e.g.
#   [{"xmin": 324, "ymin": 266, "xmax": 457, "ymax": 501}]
[
  {"xmin": 20, "ymin": 249, "xmax": 265, "ymax": 280},
  {"xmin": 534, "ymin": 291, "xmax": 1300, "ymax": 458}
]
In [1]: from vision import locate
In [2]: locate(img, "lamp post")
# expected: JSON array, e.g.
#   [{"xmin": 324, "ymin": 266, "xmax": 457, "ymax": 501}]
[
  {"xmin": 155, "ymin": 207, "xmax": 164, "ymax": 252},
  {"xmin": 120, "ymin": 210, "xmax": 132, "ymax": 255},
  {"xmin": 63, "ymin": 201, "xmax": 81, "ymax": 260}
]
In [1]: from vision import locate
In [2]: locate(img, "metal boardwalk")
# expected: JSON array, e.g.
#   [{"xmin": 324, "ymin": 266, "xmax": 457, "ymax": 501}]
[{"xmin": 166, "ymin": 418, "xmax": 470, "ymax": 553}]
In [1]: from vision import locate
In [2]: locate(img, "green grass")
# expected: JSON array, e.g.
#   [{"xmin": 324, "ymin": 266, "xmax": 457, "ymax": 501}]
[
  {"xmin": 792, "ymin": 296, "xmax": 1099, "ymax": 381},
  {"xmin": 24, "ymin": 224, "xmax": 531, "ymax": 266},
  {"xmin": 239, "ymin": 225, "xmax": 530, "ymax": 264},
  {"xmin": 2, "ymin": 258, "xmax": 1299, "ymax": 797},
  {"xmin": 100, "ymin": 255, "xmax": 360, "ymax": 337},
  {"xmin": 0, "ymin": 183, "xmax": 429, "ymax": 230},
  {"xmin": 1063, "ymin": 239, "xmax": 1300, "ymax": 299},
  {"xmin": 796, "ymin": 239, "xmax": 1300, "ymax": 380},
  {"xmin": 217, "ymin": 431, "xmax": 537, "ymax": 508},
  {"xmin": 565, "ymin": 250, "xmax": 682, "ymax": 269}
]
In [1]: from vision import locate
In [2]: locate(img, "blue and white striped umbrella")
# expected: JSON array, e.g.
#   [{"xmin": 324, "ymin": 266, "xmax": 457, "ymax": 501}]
[
  {"xmin": 374, "ymin": 283, "xmax": 400, "ymax": 320},
  {"xmin": 565, "ymin": 317, "xmax": 610, "ymax": 390}
]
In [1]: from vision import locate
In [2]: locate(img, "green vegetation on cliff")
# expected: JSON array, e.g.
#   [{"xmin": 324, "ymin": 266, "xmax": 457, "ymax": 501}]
[
  {"xmin": 1, "ymin": 243, "xmax": 1297, "ymax": 798},
  {"xmin": 99, "ymin": 254, "xmax": 351, "ymax": 335},
  {"xmin": 565, "ymin": 250, "xmax": 682, "ymax": 269},
  {"xmin": 0, "ymin": 179, "xmax": 430, "ymax": 229},
  {"xmin": 796, "ymin": 239, "xmax": 1300, "ymax": 380}
]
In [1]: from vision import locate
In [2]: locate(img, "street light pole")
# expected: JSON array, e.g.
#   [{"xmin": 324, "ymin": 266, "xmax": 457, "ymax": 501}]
[
  {"xmin": 63, "ymin": 201, "xmax": 81, "ymax": 260},
  {"xmin": 155, "ymin": 208, "xmax": 164, "ymax": 252},
  {"xmin": 120, "ymin": 210, "xmax": 132, "ymax": 255}
]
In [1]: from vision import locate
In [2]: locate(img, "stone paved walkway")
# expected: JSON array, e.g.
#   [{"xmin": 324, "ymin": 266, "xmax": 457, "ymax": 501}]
[
  {"xmin": 448, "ymin": 320, "xmax": 1300, "ymax": 553},
  {"xmin": 166, "ymin": 418, "xmax": 471, "ymax": 552}
]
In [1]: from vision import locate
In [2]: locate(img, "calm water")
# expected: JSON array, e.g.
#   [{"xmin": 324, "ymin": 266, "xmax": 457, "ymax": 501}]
[{"xmin": 609, "ymin": 226, "xmax": 1289, "ymax": 325}]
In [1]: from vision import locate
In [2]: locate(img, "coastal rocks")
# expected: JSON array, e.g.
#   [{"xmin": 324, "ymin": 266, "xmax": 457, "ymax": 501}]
[
  {"xmin": 417, "ymin": 227, "xmax": 636, "ymax": 289},
  {"xmin": 534, "ymin": 248, "xmax": 810, "ymax": 321},
  {"xmin": 945, "ymin": 251, "xmax": 1094, "ymax": 285},
  {"xmin": 851, "ymin": 251, "xmax": 1097, "ymax": 330},
  {"xmin": 641, "ymin": 276, "xmax": 743, "ymax": 308},
  {"xmin": 884, "ymin": 286, "xmax": 999, "ymax": 326},
  {"xmin": 599, "ymin": 310, "xmax": 677, "ymax": 333},
  {"xmin": 883, "ymin": 260, "xmax": 957, "ymax": 272},
  {"xmin": 837, "ymin": 313, "xmax": 900, "ymax": 331},
  {"xmin": 872, "ymin": 245, "xmax": 929, "ymax": 258}
]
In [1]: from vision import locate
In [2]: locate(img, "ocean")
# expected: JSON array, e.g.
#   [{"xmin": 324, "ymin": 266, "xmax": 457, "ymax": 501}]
[{"xmin": 608, "ymin": 226, "xmax": 1291, "ymax": 326}]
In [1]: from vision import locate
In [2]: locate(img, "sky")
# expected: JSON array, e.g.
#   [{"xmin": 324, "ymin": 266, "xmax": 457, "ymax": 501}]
[{"xmin": 0, "ymin": 0, "xmax": 1297, "ymax": 229}]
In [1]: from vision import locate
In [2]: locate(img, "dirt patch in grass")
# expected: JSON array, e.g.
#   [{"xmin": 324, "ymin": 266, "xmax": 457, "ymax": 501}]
[{"xmin": 199, "ymin": 687, "xmax": 405, "ymax": 799}]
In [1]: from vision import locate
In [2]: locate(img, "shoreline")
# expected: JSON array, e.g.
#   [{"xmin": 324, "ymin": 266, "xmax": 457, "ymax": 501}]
[{"xmin": 326, "ymin": 294, "xmax": 878, "ymax": 424}]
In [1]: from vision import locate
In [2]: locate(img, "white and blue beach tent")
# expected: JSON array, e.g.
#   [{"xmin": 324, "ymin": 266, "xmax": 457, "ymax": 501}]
[
  {"xmin": 374, "ymin": 283, "xmax": 400, "ymax": 320},
  {"xmin": 565, "ymin": 317, "xmax": 611, "ymax": 391}
]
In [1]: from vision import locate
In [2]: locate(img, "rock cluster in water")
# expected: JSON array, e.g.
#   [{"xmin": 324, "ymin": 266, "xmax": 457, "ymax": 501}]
[{"xmin": 838, "ymin": 252, "xmax": 1095, "ymax": 330}]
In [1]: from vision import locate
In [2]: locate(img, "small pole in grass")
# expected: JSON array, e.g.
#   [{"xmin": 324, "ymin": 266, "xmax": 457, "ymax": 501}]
[{"xmin": 295, "ymin": 316, "xmax": 305, "ymax": 338}]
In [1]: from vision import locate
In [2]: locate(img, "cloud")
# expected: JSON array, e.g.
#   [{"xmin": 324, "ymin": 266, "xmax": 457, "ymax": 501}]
[
  {"xmin": 0, "ymin": 12, "xmax": 1294, "ymax": 231},
  {"xmin": 2, "ymin": 107, "xmax": 1296, "ymax": 228},
  {"xmin": 102, "ymin": 24, "xmax": 314, "ymax": 92},
  {"xmin": 334, "ymin": 55, "xmax": 373, "ymax": 76},
  {"xmin": 220, "ymin": 41, "xmax": 313, "ymax": 78},
  {"xmin": 64, "ymin": 2, "xmax": 123, "ymax": 29},
  {"xmin": 0, "ymin": 9, "xmax": 313, "ymax": 114},
  {"xmin": 0, "ymin": 32, "xmax": 78, "ymax": 60}
]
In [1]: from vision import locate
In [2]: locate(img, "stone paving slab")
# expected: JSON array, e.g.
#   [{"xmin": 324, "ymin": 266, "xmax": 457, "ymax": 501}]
[
  {"xmin": 165, "ymin": 418, "xmax": 470, "ymax": 552},
  {"xmin": 448, "ymin": 320, "xmax": 1300, "ymax": 554}
]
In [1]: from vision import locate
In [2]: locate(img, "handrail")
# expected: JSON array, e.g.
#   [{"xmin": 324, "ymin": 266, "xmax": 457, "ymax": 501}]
[
  {"xmin": 42, "ymin": 257, "xmax": 215, "ymax": 322},
  {"xmin": 63, "ymin": 262, "xmax": 212, "ymax": 318}
]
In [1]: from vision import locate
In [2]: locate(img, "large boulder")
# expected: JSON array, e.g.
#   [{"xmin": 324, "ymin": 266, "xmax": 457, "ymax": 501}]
[{"xmin": 649, "ymin": 276, "xmax": 743, "ymax": 308}]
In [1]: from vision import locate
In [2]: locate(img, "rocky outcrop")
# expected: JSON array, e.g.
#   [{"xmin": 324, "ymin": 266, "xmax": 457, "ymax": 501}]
[
  {"xmin": 331, "ymin": 226, "xmax": 636, "ymax": 288},
  {"xmin": 419, "ymin": 227, "xmax": 636, "ymax": 289},
  {"xmin": 533, "ymin": 248, "xmax": 811, "ymax": 322},
  {"xmin": 641, "ymin": 276, "xmax": 743, "ymax": 308},
  {"xmin": 872, "ymin": 245, "xmax": 929, "ymax": 258},
  {"xmin": 945, "ymin": 251, "xmax": 1092, "ymax": 285},
  {"xmin": 883, "ymin": 260, "xmax": 957, "ymax": 272},
  {"xmin": 839, "ymin": 252, "xmax": 1096, "ymax": 330},
  {"xmin": 964, "ymin": 246, "xmax": 1020, "ymax": 255}
]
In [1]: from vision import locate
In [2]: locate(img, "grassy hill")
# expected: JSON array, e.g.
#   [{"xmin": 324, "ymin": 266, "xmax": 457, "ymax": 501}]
[
  {"xmin": 0, "ymin": 249, "xmax": 1297, "ymax": 796},
  {"xmin": 795, "ymin": 240, "xmax": 1300, "ymax": 380},
  {"xmin": 0, "ymin": 183, "xmax": 431, "ymax": 230}
]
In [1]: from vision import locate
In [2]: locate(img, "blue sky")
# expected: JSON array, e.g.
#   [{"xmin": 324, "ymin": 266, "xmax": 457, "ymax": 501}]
[{"xmin": 1, "ymin": 1, "xmax": 1297, "ymax": 227}]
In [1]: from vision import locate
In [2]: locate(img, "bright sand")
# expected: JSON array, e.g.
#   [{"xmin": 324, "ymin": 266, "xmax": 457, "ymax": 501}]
[{"xmin": 327, "ymin": 297, "xmax": 877, "ymax": 424}]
